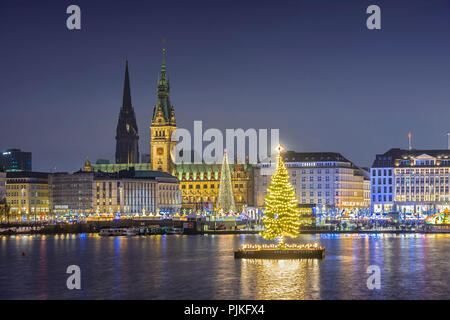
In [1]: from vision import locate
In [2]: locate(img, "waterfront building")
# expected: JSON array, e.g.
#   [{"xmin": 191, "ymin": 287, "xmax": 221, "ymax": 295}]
[
  {"xmin": 49, "ymin": 171, "xmax": 94, "ymax": 217},
  {"xmin": 115, "ymin": 60, "xmax": 140, "ymax": 164},
  {"xmin": 0, "ymin": 170, "xmax": 6, "ymax": 221},
  {"xmin": 49, "ymin": 166, "xmax": 181, "ymax": 217},
  {"xmin": 84, "ymin": 48, "xmax": 255, "ymax": 212},
  {"xmin": 371, "ymin": 148, "xmax": 450, "ymax": 214},
  {"xmin": 148, "ymin": 48, "xmax": 255, "ymax": 211},
  {"xmin": 0, "ymin": 170, "xmax": 6, "ymax": 208},
  {"xmin": 0, "ymin": 149, "xmax": 32, "ymax": 172},
  {"xmin": 363, "ymin": 172, "xmax": 371, "ymax": 208},
  {"xmin": 0, "ymin": 170, "xmax": 6, "ymax": 202},
  {"xmin": 254, "ymin": 151, "xmax": 369, "ymax": 211},
  {"xmin": 150, "ymin": 47, "xmax": 177, "ymax": 174},
  {"xmin": 5, "ymin": 172, "xmax": 50, "ymax": 221},
  {"xmin": 173, "ymin": 162, "xmax": 254, "ymax": 212}
]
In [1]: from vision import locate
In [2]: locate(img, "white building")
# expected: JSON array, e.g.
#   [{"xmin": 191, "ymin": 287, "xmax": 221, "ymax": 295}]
[
  {"xmin": 50, "ymin": 168, "xmax": 181, "ymax": 217},
  {"xmin": 255, "ymin": 151, "xmax": 369, "ymax": 211},
  {"xmin": 0, "ymin": 170, "xmax": 6, "ymax": 204},
  {"xmin": 371, "ymin": 148, "xmax": 450, "ymax": 214}
]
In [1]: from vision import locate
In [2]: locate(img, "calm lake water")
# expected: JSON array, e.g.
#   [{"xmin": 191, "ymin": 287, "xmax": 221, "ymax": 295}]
[{"xmin": 0, "ymin": 233, "xmax": 448, "ymax": 299}]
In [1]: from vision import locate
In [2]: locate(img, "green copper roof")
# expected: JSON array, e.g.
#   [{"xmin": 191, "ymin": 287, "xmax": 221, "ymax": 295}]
[{"xmin": 152, "ymin": 49, "xmax": 172, "ymax": 122}]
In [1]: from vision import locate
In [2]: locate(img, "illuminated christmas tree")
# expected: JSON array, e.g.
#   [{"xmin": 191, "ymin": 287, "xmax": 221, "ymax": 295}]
[
  {"xmin": 261, "ymin": 145, "xmax": 301, "ymax": 248},
  {"xmin": 217, "ymin": 150, "xmax": 236, "ymax": 214}
]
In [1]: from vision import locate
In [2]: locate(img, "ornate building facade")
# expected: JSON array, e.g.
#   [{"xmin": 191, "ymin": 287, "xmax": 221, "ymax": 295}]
[
  {"xmin": 115, "ymin": 60, "xmax": 139, "ymax": 164},
  {"xmin": 149, "ymin": 49, "xmax": 255, "ymax": 211},
  {"xmin": 254, "ymin": 151, "xmax": 368, "ymax": 211},
  {"xmin": 50, "ymin": 166, "xmax": 181, "ymax": 217},
  {"xmin": 173, "ymin": 162, "xmax": 254, "ymax": 212},
  {"xmin": 150, "ymin": 48, "xmax": 177, "ymax": 173},
  {"xmin": 5, "ymin": 172, "xmax": 50, "ymax": 221},
  {"xmin": 371, "ymin": 148, "xmax": 450, "ymax": 213}
]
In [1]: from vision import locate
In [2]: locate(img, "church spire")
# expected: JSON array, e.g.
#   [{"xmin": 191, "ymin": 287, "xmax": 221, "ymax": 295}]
[
  {"xmin": 115, "ymin": 59, "xmax": 139, "ymax": 164},
  {"xmin": 152, "ymin": 41, "xmax": 174, "ymax": 124},
  {"xmin": 160, "ymin": 47, "xmax": 167, "ymax": 81},
  {"xmin": 122, "ymin": 59, "xmax": 132, "ymax": 109}
]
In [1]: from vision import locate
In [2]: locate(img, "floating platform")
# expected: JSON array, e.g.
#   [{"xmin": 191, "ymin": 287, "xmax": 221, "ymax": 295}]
[{"xmin": 234, "ymin": 247, "xmax": 325, "ymax": 260}]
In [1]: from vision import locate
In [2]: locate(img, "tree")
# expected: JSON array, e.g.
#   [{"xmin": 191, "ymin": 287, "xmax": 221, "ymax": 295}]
[
  {"xmin": 260, "ymin": 146, "xmax": 301, "ymax": 247},
  {"xmin": 0, "ymin": 202, "xmax": 11, "ymax": 224},
  {"xmin": 217, "ymin": 150, "xmax": 236, "ymax": 214}
]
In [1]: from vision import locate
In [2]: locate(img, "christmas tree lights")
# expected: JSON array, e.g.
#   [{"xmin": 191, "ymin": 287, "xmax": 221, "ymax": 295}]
[
  {"xmin": 261, "ymin": 145, "xmax": 301, "ymax": 248},
  {"xmin": 217, "ymin": 150, "xmax": 236, "ymax": 214}
]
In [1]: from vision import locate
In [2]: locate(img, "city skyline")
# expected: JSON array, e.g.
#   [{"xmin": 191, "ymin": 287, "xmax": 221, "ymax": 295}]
[{"xmin": 2, "ymin": 0, "xmax": 450, "ymax": 172}]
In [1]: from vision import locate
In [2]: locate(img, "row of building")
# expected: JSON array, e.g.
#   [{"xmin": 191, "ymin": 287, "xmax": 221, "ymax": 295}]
[
  {"xmin": 0, "ymin": 165, "xmax": 180, "ymax": 221},
  {"xmin": 2, "ymin": 47, "xmax": 450, "ymax": 220},
  {"xmin": 3, "ymin": 146, "xmax": 450, "ymax": 220}
]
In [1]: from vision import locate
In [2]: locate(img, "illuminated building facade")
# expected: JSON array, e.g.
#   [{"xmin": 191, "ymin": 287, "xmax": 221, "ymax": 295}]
[
  {"xmin": 148, "ymin": 49, "xmax": 255, "ymax": 211},
  {"xmin": 150, "ymin": 48, "xmax": 177, "ymax": 174},
  {"xmin": 0, "ymin": 149, "xmax": 32, "ymax": 172},
  {"xmin": 254, "ymin": 151, "xmax": 369, "ymax": 210},
  {"xmin": 0, "ymin": 170, "xmax": 6, "ymax": 207},
  {"xmin": 173, "ymin": 162, "xmax": 254, "ymax": 212},
  {"xmin": 49, "ymin": 171, "xmax": 94, "ymax": 217},
  {"xmin": 0, "ymin": 168, "xmax": 6, "ymax": 219},
  {"xmin": 50, "ymin": 166, "xmax": 181, "ymax": 217},
  {"xmin": 372, "ymin": 148, "xmax": 450, "ymax": 213},
  {"xmin": 6, "ymin": 172, "xmax": 50, "ymax": 221},
  {"xmin": 363, "ymin": 174, "xmax": 371, "ymax": 208}
]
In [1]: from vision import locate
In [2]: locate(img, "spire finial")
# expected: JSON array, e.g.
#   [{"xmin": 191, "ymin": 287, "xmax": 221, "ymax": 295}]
[
  {"xmin": 162, "ymin": 38, "xmax": 167, "ymax": 65},
  {"xmin": 122, "ymin": 59, "xmax": 132, "ymax": 109}
]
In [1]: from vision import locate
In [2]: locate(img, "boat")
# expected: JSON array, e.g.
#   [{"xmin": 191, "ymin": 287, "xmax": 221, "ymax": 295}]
[
  {"xmin": 125, "ymin": 228, "xmax": 138, "ymax": 236},
  {"xmin": 167, "ymin": 227, "xmax": 183, "ymax": 234},
  {"xmin": 99, "ymin": 228, "xmax": 134, "ymax": 236}
]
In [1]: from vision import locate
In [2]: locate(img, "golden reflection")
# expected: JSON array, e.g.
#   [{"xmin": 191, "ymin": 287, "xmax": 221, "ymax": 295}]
[{"xmin": 240, "ymin": 258, "xmax": 320, "ymax": 299}]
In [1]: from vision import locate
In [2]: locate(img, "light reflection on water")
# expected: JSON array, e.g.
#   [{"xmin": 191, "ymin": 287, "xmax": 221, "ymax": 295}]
[
  {"xmin": 0, "ymin": 233, "xmax": 448, "ymax": 300},
  {"xmin": 240, "ymin": 259, "xmax": 320, "ymax": 300}
]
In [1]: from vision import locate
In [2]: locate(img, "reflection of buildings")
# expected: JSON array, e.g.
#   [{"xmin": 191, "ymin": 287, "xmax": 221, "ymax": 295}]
[
  {"xmin": 254, "ymin": 151, "xmax": 369, "ymax": 210},
  {"xmin": 6, "ymin": 172, "xmax": 50, "ymax": 220},
  {"xmin": 371, "ymin": 148, "xmax": 450, "ymax": 213},
  {"xmin": 50, "ymin": 164, "xmax": 181, "ymax": 217},
  {"xmin": 0, "ymin": 149, "xmax": 32, "ymax": 172}
]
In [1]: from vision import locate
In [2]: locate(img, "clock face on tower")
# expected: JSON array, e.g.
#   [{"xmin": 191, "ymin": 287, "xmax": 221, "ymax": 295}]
[{"xmin": 157, "ymin": 147, "xmax": 164, "ymax": 155}]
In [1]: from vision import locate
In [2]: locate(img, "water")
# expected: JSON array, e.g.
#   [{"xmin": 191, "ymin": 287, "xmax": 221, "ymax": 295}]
[{"xmin": 0, "ymin": 233, "xmax": 448, "ymax": 299}]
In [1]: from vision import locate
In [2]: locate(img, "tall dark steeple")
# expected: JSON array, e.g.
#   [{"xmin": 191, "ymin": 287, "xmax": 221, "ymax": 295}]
[{"xmin": 115, "ymin": 60, "xmax": 139, "ymax": 164}]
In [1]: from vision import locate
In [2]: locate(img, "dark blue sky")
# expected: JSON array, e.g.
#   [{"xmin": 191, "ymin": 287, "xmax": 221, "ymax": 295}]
[{"xmin": 1, "ymin": 0, "xmax": 450, "ymax": 171}]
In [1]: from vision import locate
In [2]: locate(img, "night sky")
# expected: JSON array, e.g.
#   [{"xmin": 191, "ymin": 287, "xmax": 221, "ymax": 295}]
[{"xmin": 1, "ymin": 0, "xmax": 450, "ymax": 172}]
